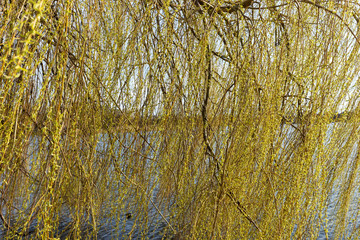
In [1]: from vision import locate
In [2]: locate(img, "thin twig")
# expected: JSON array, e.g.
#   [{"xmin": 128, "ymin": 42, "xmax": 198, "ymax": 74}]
[{"xmin": 301, "ymin": 0, "xmax": 360, "ymax": 45}]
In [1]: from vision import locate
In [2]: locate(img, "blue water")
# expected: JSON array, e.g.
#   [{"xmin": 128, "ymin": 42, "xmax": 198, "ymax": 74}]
[{"xmin": 1, "ymin": 127, "xmax": 360, "ymax": 239}]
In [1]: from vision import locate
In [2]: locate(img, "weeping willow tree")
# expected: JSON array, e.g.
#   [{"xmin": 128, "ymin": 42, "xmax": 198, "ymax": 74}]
[{"xmin": 1, "ymin": 0, "xmax": 360, "ymax": 239}]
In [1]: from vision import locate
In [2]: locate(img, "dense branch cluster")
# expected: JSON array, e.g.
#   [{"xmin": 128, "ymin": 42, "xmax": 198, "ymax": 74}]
[{"xmin": 1, "ymin": 0, "xmax": 360, "ymax": 239}]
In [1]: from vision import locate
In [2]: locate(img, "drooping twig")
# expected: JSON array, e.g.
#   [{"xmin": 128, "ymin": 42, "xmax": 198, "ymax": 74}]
[
  {"xmin": 226, "ymin": 191, "xmax": 263, "ymax": 234},
  {"xmin": 300, "ymin": 0, "xmax": 360, "ymax": 45}
]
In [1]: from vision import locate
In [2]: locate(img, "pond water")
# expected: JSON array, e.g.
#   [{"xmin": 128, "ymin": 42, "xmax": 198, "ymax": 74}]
[
  {"xmin": 0, "ymin": 176, "xmax": 172, "ymax": 239},
  {"xmin": 0, "ymin": 203, "xmax": 169, "ymax": 239},
  {"xmin": 1, "ymin": 126, "xmax": 360, "ymax": 239},
  {"xmin": 0, "ymin": 131, "xmax": 174, "ymax": 239}
]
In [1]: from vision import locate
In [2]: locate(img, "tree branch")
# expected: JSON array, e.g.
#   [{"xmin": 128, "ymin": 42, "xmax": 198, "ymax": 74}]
[{"xmin": 301, "ymin": 0, "xmax": 360, "ymax": 45}]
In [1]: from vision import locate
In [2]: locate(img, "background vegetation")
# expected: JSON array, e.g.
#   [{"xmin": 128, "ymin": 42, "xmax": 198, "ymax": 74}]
[{"xmin": 1, "ymin": 0, "xmax": 360, "ymax": 239}]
